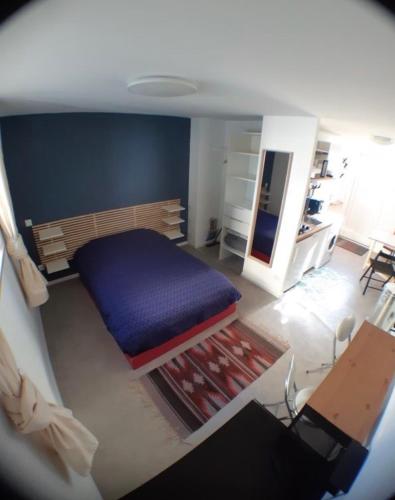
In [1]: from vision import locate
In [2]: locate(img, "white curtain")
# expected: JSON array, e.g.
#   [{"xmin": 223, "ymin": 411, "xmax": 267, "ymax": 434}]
[
  {"xmin": 0, "ymin": 140, "xmax": 48, "ymax": 307},
  {"xmin": 0, "ymin": 328, "xmax": 99, "ymax": 475}
]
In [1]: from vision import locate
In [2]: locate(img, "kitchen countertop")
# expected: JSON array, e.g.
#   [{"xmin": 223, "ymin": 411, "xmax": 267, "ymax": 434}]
[{"xmin": 296, "ymin": 217, "xmax": 332, "ymax": 243}]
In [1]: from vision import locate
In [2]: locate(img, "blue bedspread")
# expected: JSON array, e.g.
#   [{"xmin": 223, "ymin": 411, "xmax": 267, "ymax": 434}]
[
  {"xmin": 74, "ymin": 229, "xmax": 241, "ymax": 357},
  {"xmin": 252, "ymin": 210, "xmax": 279, "ymax": 257}
]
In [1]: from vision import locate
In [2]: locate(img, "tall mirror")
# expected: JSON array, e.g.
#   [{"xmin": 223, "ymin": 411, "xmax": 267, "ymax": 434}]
[{"xmin": 248, "ymin": 150, "xmax": 293, "ymax": 265}]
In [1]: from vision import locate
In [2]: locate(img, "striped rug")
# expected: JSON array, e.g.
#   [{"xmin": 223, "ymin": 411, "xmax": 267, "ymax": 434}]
[{"xmin": 142, "ymin": 320, "xmax": 288, "ymax": 437}]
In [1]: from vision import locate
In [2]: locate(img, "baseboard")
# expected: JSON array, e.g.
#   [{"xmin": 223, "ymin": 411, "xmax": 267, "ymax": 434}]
[
  {"xmin": 47, "ymin": 273, "xmax": 79, "ymax": 286},
  {"xmin": 177, "ymin": 240, "xmax": 189, "ymax": 247}
]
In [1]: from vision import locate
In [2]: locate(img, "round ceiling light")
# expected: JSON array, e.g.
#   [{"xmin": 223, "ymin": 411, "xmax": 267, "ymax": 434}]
[
  {"xmin": 127, "ymin": 76, "xmax": 198, "ymax": 97},
  {"xmin": 371, "ymin": 135, "xmax": 394, "ymax": 146}
]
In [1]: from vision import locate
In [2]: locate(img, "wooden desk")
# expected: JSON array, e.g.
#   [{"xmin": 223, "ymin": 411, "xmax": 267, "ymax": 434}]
[
  {"xmin": 369, "ymin": 229, "xmax": 395, "ymax": 250},
  {"xmin": 307, "ymin": 321, "xmax": 395, "ymax": 445},
  {"xmin": 365, "ymin": 229, "xmax": 395, "ymax": 266}
]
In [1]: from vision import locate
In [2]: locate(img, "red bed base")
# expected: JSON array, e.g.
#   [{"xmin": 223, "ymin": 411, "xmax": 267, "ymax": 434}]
[{"xmin": 125, "ymin": 303, "xmax": 237, "ymax": 369}]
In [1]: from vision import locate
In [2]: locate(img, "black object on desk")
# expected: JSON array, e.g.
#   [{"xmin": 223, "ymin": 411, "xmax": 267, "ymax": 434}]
[{"xmin": 122, "ymin": 401, "xmax": 330, "ymax": 500}]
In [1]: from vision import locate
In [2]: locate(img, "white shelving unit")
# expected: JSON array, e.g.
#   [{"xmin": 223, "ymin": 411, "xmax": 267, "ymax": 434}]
[
  {"xmin": 221, "ymin": 241, "xmax": 245, "ymax": 259},
  {"xmin": 162, "ymin": 204, "xmax": 185, "ymax": 240},
  {"xmin": 219, "ymin": 128, "xmax": 261, "ymax": 260}
]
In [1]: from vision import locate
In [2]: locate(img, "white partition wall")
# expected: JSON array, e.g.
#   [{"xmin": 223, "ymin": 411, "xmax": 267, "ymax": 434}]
[{"xmin": 242, "ymin": 116, "xmax": 319, "ymax": 297}]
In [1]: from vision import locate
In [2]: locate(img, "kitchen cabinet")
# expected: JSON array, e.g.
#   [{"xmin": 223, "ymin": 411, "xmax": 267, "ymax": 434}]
[{"xmin": 284, "ymin": 225, "xmax": 332, "ymax": 291}]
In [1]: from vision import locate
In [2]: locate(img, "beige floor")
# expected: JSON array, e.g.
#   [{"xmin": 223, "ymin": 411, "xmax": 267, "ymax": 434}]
[{"xmin": 41, "ymin": 244, "xmax": 378, "ymax": 500}]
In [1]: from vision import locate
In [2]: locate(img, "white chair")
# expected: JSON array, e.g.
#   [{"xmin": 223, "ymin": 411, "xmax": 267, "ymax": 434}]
[
  {"xmin": 306, "ymin": 314, "xmax": 356, "ymax": 374},
  {"xmin": 284, "ymin": 355, "xmax": 315, "ymax": 419},
  {"xmin": 265, "ymin": 354, "xmax": 315, "ymax": 421}
]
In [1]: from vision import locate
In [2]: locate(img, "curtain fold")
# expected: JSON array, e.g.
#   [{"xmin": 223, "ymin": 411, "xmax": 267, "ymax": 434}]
[
  {"xmin": 0, "ymin": 142, "xmax": 48, "ymax": 307},
  {"xmin": 0, "ymin": 328, "xmax": 99, "ymax": 476}
]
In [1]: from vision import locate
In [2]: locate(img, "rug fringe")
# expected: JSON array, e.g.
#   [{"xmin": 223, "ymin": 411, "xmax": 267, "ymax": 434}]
[{"xmin": 127, "ymin": 378, "xmax": 182, "ymax": 446}]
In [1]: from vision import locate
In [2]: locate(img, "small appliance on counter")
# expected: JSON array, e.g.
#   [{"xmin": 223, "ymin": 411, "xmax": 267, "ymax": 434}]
[
  {"xmin": 298, "ymin": 223, "xmax": 310, "ymax": 235},
  {"xmin": 305, "ymin": 179, "xmax": 324, "ymax": 216},
  {"xmin": 306, "ymin": 197, "xmax": 324, "ymax": 215}
]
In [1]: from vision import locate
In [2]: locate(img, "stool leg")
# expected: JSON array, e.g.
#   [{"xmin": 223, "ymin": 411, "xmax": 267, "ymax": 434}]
[
  {"xmin": 363, "ymin": 268, "xmax": 374, "ymax": 294},
  {"xmin": 360, "ymin": 265, "xmax": 371, "ymax": 282},
  {"xmin": 332, "ymin": 336, "xmax": 337, "ymax": 364}
]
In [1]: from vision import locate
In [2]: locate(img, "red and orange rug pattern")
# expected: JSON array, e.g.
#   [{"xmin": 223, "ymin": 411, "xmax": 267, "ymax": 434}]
[{"xmin": 142, "ymin": 320, "xmax": 288, "ymax": 436}]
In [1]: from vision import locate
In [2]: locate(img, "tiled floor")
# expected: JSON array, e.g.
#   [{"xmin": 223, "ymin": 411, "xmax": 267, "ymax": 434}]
[{"xmin": 41, "ymin": 244, "xmax": 379, "ymax": 500}]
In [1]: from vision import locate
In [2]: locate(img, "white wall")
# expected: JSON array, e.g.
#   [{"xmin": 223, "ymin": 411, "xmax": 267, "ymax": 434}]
[
  {"xmin": 242, "ymin": 116, "xmax": 319, "ymax": 297},
  {"xmin": 340, "ymin": 142, "xmax": 395, "ymax": 246},
  {"xmin": 0, "ymin": 232, "xmax": 101, "ymax": 500},
  {"xmin": 341, "ymin": 384, "xmax": 395, "ymax": 500},
  {"xmin": 188, "ymin": 118, "xmax": 226, "ymax": 248}
]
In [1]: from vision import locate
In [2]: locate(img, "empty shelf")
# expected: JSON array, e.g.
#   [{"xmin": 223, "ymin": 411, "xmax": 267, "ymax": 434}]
[
  {"xmin": 162, "ymin": 216, "xmax": 185, "ymax": 225},
  {"xmin": 229, "ymin": 175, "xmax": 256, "ymax": 183},
  {"xmin": 46, "ymin": 258, "xmax": 69, "ymax": 274},
  {"xmin": 229, "ymin": 151, "xmax": 259, "ymax": 157},
  {"xmin": 38, "ymin": 226, "xmax": 64, "ymax": 241},
  {"xmin": 162, "ymin": 204, "xmax": 185, "ymax": 213},
  {"xmin": 222, "ymin": 242, "xmax": 245, "ymax": 259},
  {"xmin": 42, "ymin": 241, "xmax": 67, "ymax": 256},
  {"xmin": 163, "ymin": 229, "xmax": 184, "ymax": 240}
]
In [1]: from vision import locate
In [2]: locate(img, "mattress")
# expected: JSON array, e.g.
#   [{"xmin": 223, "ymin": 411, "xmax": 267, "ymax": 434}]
[
  {"xmin": 252, "ymin": 210, "xmax": 279, "ymax": 260},
  {"xmin": 74, "ymin": 229, "xmax": 241, "ymax": 357}
]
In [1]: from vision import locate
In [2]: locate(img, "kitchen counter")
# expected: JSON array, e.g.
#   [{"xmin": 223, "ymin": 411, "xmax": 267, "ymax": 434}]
[
  {"xmin": 284, "ymin": 212, "xmax": 341, "ymax": 291},
  {"xmin": 296, "ymin": 218, "xmax": 332, "ymax": 243}
]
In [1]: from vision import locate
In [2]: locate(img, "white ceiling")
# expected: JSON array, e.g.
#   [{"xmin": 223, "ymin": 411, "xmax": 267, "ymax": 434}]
[{"xmin": 0, "ymin": 0, "xmax": 395, "ymax": 137}]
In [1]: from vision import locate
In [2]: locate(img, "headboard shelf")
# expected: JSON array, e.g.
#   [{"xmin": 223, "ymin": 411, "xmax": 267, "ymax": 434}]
[
  {"xmin": 42, "ymin": 241, "xmax": 67, "ymax": 256},
  {"xmin": 38, "ymin": 226, "xmax": 64, "ymax": 241},
  {"xmin": 32, "ymin": 199, "xmax": 183, "ymax": 267},
  {"xmin": 162, "ymin": 204, "xmax": 185, "ymax": 213}
]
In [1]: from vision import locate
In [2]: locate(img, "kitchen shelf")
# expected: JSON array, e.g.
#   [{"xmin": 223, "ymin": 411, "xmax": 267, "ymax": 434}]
[
  {"xmin": 42, "ymin": 241, "xmax": 67, "ymax": 257},
  {"xmin": 162, "ymin": 216, "xmax": 185, "ymax": 225},
  {"xmin": 46, "ymin": 258, "xmax": 69, "ymax": 274},
  {"xmin": 163, "ymin": 229, "xmax": 184, "ymax": 240},
  {"xmin": 162, "ymin": 204, "xmax": 185, "ymax": 213},
  {"xmin": 243, "ymin": 131, "xmax": 261, "ymax": 136},
  {"xmin": 38, "ymin": 226, "xmax": 64, "ymax": 241}
]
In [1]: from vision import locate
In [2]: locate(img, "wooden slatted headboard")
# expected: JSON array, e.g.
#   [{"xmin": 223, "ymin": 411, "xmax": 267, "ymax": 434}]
[{"xmin": 32, "ymin": 199, "xmax": 183, "ymax": 266}]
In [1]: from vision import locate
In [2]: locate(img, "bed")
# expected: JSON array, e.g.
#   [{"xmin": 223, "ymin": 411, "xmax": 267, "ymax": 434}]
[
  {"xmin": 251, "ymin": 210, "xmax": 279, "ymax": 263},
  {"xmin": 74, "ymin": 229, "xmax": 241, "ymax": 368}
]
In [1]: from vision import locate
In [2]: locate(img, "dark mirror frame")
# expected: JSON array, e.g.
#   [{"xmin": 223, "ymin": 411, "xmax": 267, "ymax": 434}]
[{"xmin": 247, "ymin": 150, "xmax": 293, "ymax": 267}]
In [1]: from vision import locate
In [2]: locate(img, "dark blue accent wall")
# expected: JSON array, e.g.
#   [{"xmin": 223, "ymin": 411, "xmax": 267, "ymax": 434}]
[{"xmin": 1, "ymin": 113, "xmax": 190, "ymax": 268}]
